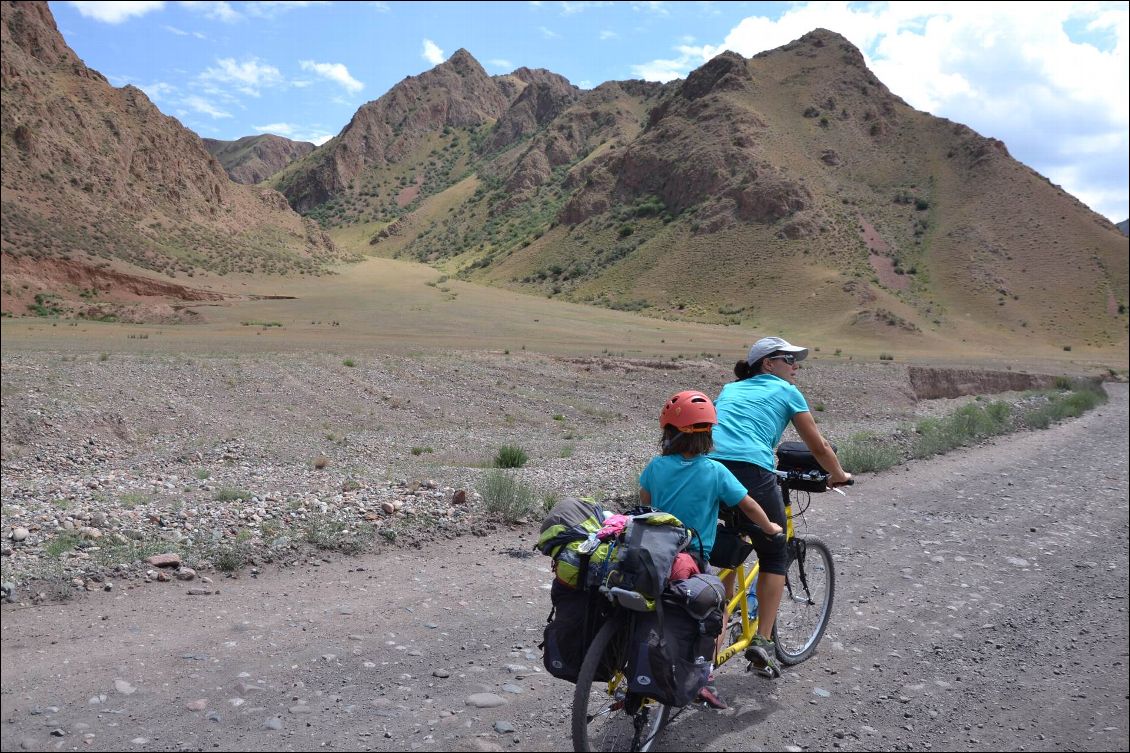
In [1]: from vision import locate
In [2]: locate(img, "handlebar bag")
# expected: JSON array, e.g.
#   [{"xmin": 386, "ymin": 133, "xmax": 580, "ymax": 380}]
[{"xmin": 776, "ymin": 441, "xmax": 830, "ymax": 472}]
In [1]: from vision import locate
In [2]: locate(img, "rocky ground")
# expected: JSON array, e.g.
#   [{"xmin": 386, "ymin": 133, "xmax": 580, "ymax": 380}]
[
  {"xmin": 1, "ymin": 350, "xmax": 940, "ymax": 599},
  {"xmin": 1, "ymin": 351, "xmax": 1127, "ymax": 752}
]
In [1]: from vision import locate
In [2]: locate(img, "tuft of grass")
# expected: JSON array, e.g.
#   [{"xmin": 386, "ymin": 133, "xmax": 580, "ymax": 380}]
[
  {"xmin": 213, "ymin": 487, "xmax": 253, "ymax": 502},
  {"xmin": 45, "ymin": 532, "xmax": 82, "ymax": 559},
  {"xmin": 313, "ymin": 455, "xmax": 330, "ymax": 470},
  {"xmin": 343, "ymin": 358, "xmax": 356, "ymax": 367},
  {"xmin": 411, "ymin": 446, "xmax": 433, "ymax": 456},
  {"xmin": 494, "ymin": 444, "xmax": 529, "ymax": 468},
  {"xmin": 479, "ymin": 470, "xmax": 539, "ymax": 523},
  {"xmin": 118, "ymin": 491, "xmax": 151, "ymax": 508},
  {"xmin": 304, "ymin": 514, "xmax": 373, "ymax": 554}
]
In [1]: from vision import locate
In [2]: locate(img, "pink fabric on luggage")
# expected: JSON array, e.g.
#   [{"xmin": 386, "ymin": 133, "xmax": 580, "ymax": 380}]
[{"xmin": 597, "ymin": 514, "xmax": 630, "ymax": 540}]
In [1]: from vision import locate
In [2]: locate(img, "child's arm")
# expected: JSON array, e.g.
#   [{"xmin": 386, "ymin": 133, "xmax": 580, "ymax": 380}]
[
  {"xmin": 639, "ymin": 488, "xmax": 652, "ymax": 506},
  {"xmin": 736, "ymin": 495, "xmax": 783, "ymax": 536}
]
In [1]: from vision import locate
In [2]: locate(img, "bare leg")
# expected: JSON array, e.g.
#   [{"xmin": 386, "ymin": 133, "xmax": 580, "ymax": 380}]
[{"xmin": 756, "ymin": 572, "xmax": 785, "ymax": 639}]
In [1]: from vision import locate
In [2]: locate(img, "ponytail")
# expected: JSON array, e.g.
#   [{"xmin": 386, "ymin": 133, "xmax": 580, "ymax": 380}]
[{"xmin": 734, "ymin": 359, "xmax": 758, "ymax": 380}]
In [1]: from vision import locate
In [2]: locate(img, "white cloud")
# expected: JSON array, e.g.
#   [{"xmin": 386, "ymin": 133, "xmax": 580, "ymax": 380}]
[
  {"xmin": 299, "ymin": 60, "xmax": 364, "ymax": 93},
  {"xmin": 201, "ymin": 57, "xmax": 285, "ymax": 96},
  {"xmin": 539, "ymin": 26, "xmax": 561, "ymax": 39},
  {"xmin": 66, "ymin": 1, "xmax": 165, "ymax": 24},
  {"xmin": 182, "ymin": 95, "xmax": 231, "ymax": 119},
  {"xmin": 253, "ymin": 122, "xmax": 295, "ymax": 136},
  {"xmin": 179, "ymin": 1, "xmax": 240, "ymax": 22},
  {"xmin": 488, "ymin": 58, "xmax": 514, "ymax": 70},
  {"xmin": 163, "ymin": 24, "xmax": 206, "ymax": 38},
  {"xmin": 253, "ymin": 122, "xmax": 334, "ymax": 145},
  {"xmin": 244, "ymin": 1, "xmax": 329, "ymax": 18},
  {"xmin": 139, "ymin": 81, "xmax": 177, "ymax": 101},
  {"xmin": 422, "ymin": 39, "xmax": 446, "ymax": 65},
  {"xmin": 599, "ymin": 30, "xmax": 618, "ymax": 40},
  {"xmin": 632, "ymin": 1, "xmax": 1130, "ymax": 221},
  {"xmin": 560, "ymin": 1, "xmax": 613, "ymax": 14},
  {"xmin": 369, "ymin": 1, "xmax": 391, "ymax": 11}
]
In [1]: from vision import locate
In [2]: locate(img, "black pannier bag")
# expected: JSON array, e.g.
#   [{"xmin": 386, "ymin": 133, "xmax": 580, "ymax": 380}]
[
  {"xmin": 625, "ymin": 576, "xmax": 724, "ymax": 706},
  {"xmin": 541, "ymin": 580, "xmax": 614, "ymax": 683}
]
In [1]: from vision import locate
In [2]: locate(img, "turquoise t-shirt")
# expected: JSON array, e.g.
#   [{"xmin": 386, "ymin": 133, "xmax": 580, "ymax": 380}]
[
  {"xmin": 638, "ymin": 454, "xmax": 748, "ymax": 558},
  {"xmin": 709, "ymin": 374, "xmax": 810, "ymax": 470}
]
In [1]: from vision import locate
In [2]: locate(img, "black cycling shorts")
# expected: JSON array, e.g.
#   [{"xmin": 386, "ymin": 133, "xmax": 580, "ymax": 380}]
[{"xmin": 717, "ymin": 459, "xmax": 788, "ymax": 576}]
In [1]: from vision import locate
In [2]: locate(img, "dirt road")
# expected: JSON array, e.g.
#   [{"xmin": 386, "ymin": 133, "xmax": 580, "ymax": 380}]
[{"xmin": 2, "ymin": 385, "xmax": 1127, "ymax": 753}]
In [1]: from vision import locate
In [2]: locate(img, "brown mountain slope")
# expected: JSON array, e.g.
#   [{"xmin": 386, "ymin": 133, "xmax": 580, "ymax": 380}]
[
  {"xmin": 203, "ymin": 134, "xmax": 315, "ymax": 184},
  {"xmin": 312, "ymin": 33, "xmax": 1125, "ymax": 353},
  {"xmin": 0, "ymin": 1, "xmax": 341, "ymax": 319},
  {"xmin": 272, "ymin": 49, "xmax": 517, "ymax": 213}
]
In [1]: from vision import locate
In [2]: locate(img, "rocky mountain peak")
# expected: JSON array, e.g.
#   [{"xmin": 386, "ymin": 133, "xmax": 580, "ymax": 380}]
[
  {"xmin": 1, "ymin": 1, "xmax": 80, "ymax": 68},
  {"xmin": 443, "ymin": 48, "xmax": 482, "ymax": 75},
  {"xmin": 680, "ymin": 49, "xmax": 751, "ymax": 100}
]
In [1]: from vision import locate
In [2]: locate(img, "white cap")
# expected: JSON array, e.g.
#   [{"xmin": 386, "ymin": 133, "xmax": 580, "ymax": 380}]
[{"xmin": 746, "ymin": 336, "xmax": 808, "ymax": 365}]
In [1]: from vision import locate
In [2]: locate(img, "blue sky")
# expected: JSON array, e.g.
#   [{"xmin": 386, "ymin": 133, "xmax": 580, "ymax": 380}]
[{"xmin": 50, "ymin": 1, "xmax": 1129, "ymax": 223}]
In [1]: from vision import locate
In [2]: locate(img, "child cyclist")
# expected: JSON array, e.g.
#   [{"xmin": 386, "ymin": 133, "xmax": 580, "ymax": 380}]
[{"xmin": 638, "ymin": 390, "xmax": 783, "ymax": 710}]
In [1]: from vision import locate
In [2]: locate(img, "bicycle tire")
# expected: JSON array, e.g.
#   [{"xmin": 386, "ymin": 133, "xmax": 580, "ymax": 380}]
[
  {"xmin": 772, "ymin": 536, "xmax": 835, "ymax": 665},
  {"xmin": 572, "ymin": 612, "xmax": 670, "ymax": 752}
]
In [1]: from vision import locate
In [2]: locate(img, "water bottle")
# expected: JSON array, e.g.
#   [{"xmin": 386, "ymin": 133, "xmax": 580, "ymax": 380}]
[{"xmin": 747, "ymin": 576, "xmax": 759, "ymax": 620}]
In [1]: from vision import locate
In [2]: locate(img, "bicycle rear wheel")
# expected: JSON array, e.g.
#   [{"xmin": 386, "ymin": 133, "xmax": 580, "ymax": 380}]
[
  {"xmin": 773, "ymin": 536, "xmax": 834, "ymax": 665},
  {"xmin": 572, "ymin": 612, "xmax": 670, "ymax": 752}
]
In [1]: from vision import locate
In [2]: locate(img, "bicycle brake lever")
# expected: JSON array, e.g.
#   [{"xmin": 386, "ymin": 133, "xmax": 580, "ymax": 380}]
[{"xmin": 831, "ymin": 486, "xmax": 848, "ymax": 496}]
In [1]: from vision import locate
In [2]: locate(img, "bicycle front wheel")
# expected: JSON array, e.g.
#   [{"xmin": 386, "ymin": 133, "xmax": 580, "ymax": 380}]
[
  {"xmin": 572, "ymin": 612, "xmax": 670, "ymax": 752},
  {"xmin": 773, "ymin": 535, "xmax": 835, "ymax": 665}
]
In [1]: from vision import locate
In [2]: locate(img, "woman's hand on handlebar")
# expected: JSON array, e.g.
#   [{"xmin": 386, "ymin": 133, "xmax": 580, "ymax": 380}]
[
  {"xmin": 760, "ymin": 520, "xmax": 784, "ymax": 538},
  {"xmin": 829, "ymin": 471, "xmax": 853, "ymax": 487}
]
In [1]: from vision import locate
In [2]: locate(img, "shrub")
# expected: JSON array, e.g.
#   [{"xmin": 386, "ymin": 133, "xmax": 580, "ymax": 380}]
[
  {"xmin": 494, "ymin": 444, "xmax": 529, "ymax": 468},
  {"xmin": 343, "ymin": 358, "xmax": 356, "ymax": 367},
  {"xmin": 212, "ymin": 541, "xmax": 252, "ymax": 572},
  {"xmin": 837, "ymin": 432, "xmax": 902, "ymax": 473},
  {"xmin": 479, "ymin": 470, "xmax": 539, "ymax": 523}
]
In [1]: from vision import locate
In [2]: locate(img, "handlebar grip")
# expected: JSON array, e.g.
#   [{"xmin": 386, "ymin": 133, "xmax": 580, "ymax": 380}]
[{"xmin": 835, "ymin": 478, "xmax": 855, "ymax": 487}]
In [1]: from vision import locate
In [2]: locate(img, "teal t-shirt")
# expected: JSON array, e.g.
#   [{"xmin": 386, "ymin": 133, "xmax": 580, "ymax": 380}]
[
  {"xmin": 638, "ymin": 454, "xmax": 748, "ymax": 558},
  {"xmin": 709, "ymin": 374, "xmax": 810, "ymax": 470}
]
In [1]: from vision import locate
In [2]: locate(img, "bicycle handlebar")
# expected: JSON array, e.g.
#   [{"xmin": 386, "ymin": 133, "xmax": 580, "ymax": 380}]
[{"xmin": 773, "ymin": 468, "xmax": 854, "ymax": 492}]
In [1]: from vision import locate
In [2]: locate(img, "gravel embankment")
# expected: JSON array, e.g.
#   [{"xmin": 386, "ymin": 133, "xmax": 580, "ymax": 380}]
[{"xmin": 0, "ymin": 350, "xmax": 1049, "ymax": 600}]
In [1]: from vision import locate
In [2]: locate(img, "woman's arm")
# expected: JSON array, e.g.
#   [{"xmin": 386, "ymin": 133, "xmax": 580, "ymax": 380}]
[{"xmin": 792, "ymin": 411, "xmax": 853, "ymax": 485}]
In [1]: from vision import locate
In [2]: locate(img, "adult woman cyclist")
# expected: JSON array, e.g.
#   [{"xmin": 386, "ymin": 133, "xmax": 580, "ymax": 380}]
[{"xmin": 709, "ymin": 336, "xmax": 852, "ymax": 677}]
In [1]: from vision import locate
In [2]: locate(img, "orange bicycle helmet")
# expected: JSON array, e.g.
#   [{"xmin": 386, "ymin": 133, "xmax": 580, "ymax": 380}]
[{"xmin": 660, "ymin": 390, "xmax": 717, "ymax": 433}]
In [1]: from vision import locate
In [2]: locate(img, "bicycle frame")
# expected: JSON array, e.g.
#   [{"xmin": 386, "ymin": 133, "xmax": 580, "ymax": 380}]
[{"xmin": 714, "ymin": 499, "xmax": 796, "ymax": 667}]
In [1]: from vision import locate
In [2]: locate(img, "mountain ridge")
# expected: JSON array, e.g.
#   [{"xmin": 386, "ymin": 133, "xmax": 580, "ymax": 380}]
[
  {"xmin": 268, "ymin": 32, "xmax": 1125, "ymax": 351},
  {"xmin": 0, "ymin": 0, "xmax": 342, "ymax": 320},
  {"xmin": 203, "ymin": 134, "xmax": 315, "ymax": 185}
]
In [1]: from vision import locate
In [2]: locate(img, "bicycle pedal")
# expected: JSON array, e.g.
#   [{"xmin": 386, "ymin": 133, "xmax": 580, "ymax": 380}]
[{"xmin": 755, "ymin": 665, "xmax": 781, "ymax": 679}]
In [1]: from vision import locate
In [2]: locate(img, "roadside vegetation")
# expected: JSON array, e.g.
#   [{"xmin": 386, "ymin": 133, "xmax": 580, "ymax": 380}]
[{"xmin": 836, "ymin": 378, "xmax": 1109, "ymax": 474}]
